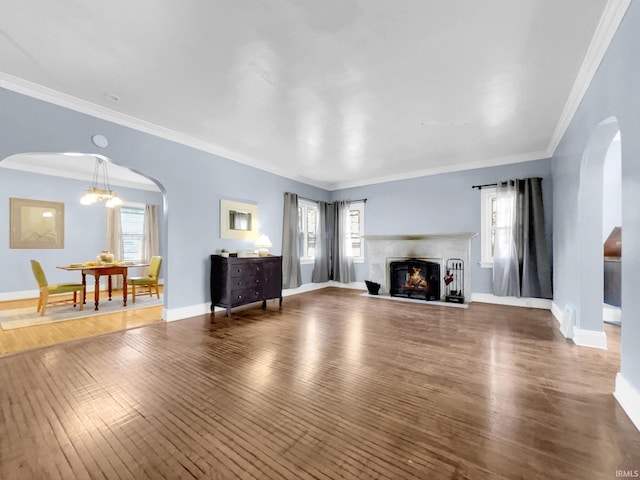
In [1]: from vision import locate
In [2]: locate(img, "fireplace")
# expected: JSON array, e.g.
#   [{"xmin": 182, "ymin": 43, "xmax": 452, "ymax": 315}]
[{"xmin": 389, "ymin": 259, "xmax": 441, "ymax": 301}]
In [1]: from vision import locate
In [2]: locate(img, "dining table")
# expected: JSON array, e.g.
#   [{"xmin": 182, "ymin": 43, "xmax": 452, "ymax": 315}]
[{"xmin": 57, "ymin": 263, "xmax": 148, "ymax": 311}]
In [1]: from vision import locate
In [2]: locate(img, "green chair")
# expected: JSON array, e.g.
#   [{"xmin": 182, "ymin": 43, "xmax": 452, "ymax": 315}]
[
  {"xmin": 127, "ymin": 256, "xmax": 162, "ymax": 303},
  {"xmin": 31, "ymin": 260, "xmax": 84, "ymax": 316}
]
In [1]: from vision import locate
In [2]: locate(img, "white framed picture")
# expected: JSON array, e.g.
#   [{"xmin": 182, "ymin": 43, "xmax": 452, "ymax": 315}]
[{"xmin": 220, "ymin": 199, "xmax": 259, "ymax": 241}]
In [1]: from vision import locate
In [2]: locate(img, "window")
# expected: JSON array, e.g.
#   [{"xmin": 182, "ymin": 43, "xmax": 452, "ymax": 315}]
[
  {"xmin": 121, "ymin": 206, "xmax": 145, "ymax": 262},
  {"xmin": 298, "ymin": 199, "xmax": 318, "ymax": 264},
  {"xmin": 481, "ymin": 186, "xmax": 516, "ymax": 267},
  {"xmin": 348, "ymin": 201, "xmax": 365, "ymax": 263},
  {"xmin": 480, "ymin": 188, "xmax": 497, "ymax": 267},
  {"xmin": 297, "ymin": 199, "xmax": 365, "ymax": 264}
]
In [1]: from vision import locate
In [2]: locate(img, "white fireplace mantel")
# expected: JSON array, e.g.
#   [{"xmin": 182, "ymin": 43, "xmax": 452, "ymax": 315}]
[{"xmin": 364, "ymin": 233, "xmax": 478, "ymax": 301}]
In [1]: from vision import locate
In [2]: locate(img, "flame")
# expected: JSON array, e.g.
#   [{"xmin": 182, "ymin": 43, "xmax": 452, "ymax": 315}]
[{"xmin": 405, "ymin": 267, "xmax": 427, "ymax": 289}]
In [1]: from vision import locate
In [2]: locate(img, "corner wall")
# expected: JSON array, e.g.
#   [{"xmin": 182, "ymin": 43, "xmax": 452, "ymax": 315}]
[{"xmin": 551, "ymin": 0, "xmax": 640, "ymax": 425}]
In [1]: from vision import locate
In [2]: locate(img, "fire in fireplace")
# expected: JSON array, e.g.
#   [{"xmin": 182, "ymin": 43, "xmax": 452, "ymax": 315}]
[{"xmin": 389, "ymin": 259, "xmax": 441, "ymax": 301}]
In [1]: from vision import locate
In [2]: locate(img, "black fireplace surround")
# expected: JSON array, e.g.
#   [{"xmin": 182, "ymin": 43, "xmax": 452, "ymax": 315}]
[{"xmin": 389, "ymin": 259, "xmax": 441, "ymax": 301}]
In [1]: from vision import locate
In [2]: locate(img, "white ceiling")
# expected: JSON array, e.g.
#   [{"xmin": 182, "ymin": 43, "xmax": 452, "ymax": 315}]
[{"xmin": 0, "ymin": 1, "xmax": 624, "ymax": 190}]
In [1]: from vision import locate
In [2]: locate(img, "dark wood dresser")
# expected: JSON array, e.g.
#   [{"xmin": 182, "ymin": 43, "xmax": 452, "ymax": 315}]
[{"xmin": 210, "ymin": 255, "xmax": 283, "ymax": 316}]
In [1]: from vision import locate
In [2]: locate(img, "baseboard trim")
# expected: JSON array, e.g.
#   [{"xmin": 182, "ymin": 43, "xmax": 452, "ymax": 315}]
[
  {"xmin": 614, "ymin": 373, "xmax": 640, "ymax": 432},
  {"xmin": 0, "ymin": 284, "xmax": 103, "ymax": 302},
  {"xmin": 163, "ymin": 302, "xmax": 211, "ymax": 322},
  {"xmin": 0, "ymin": 289, "xmax": 41, "ymax": 302},
  {"xmin": 283, "ymin": 281, "xmax": 365, "ymax": 297},
  {"xmin": 162, "ymin": 281, "xmax": 366, "ymax": 322},
  {"xmin": 470, "ymin": 293, "xmax": 552, "ymax": 310},
  {"xmin": 572, "ymin": 328, "xmax": 607, "ymax": 349},
  {"xmin": 551, "ymin": 301, "xmax": 564, "ymax": 326}
]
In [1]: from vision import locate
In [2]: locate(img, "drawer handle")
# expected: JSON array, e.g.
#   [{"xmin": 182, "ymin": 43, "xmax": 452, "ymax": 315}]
[{"xmin": 238, "ymin": 295, "xmax": 242, "ymax": 299}]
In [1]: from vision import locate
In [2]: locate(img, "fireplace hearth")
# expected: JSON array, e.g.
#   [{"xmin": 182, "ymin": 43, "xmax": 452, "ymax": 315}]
[{"xmin": 389, "ymin": 259, "xmax": 441, "ymax": 301}]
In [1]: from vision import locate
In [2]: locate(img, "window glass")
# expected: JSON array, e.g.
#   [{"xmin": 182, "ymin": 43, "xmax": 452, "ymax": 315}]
[
  {"xmin": 121, "ymin": 206, "xmax": 144, "ymax": 262},
  {"xmin": 348, "ymin": 201, "xmax": 365, "ymax": 263},
  {"xmin": 298, "ymin": 199, "xmax": 318, "ymax": 262},
  {"xmin": 480, "ymin": 188, "xmax": 497, "ymax": 267}
]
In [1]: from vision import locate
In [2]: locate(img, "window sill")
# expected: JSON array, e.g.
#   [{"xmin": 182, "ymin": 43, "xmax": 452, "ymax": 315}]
[
  {"xmin": 354, "ymin": 259, "xmax": 364, "ymax": 264},
  {"xmin": 301, "ymin": 259, "xmax": 314, "ymax": 265},
  {"xmin": 479, "ymin": 261, "xmax": 493, "ymax": 269}
]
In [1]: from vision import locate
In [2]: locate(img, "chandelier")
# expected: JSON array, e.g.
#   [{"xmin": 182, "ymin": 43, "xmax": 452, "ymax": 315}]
[{"xmin": 80, "ymin": 157, "xmax": 123, "ymax": 208}]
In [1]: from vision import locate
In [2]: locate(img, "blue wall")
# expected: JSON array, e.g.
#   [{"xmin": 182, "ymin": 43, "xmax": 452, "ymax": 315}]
[
  {"xmin": 0, "ymin": 167, "xmax": 164, "ymax": 294},
  {"xmin": 0, "ymin": 87, "xmax": 330, "ymax": 311},
  {"xmin": 552, "ymin": 1, "xmax": 640, "ymax": 391},
  {"xmin": 332, "ymin": 159, "xmax": 553, "ymax": 294}
]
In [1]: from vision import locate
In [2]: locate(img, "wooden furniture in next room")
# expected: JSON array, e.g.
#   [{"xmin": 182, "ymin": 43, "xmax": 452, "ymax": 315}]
[
  {"xmin": 127, "ymin": 256, "xmax": 163, "ymax": 303},
  {"xmin": 57, "ymin": 263, "xmax": 148, "ymax": 311},
  {"xmin": 31, "ymin": 260, "xmax": 84, "ymax": 316},
  {"xmin": 210, "ymin": 255, "xmax": 283, "ymax": 317}
]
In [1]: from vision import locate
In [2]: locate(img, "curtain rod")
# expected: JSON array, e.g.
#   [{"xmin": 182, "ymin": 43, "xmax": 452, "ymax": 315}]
[
  {"xmin": 299, "ymin": 196, "xmax": 367, "ymax": 204},
  {"xmin": 472, "ymin": 177, "xmax": 543, "ymax": 189}
]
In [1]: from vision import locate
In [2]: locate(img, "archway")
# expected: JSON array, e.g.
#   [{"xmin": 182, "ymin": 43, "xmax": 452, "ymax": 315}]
[
  {"xmin": 0, "ymin": 152, "xmax": 168, "ymax": 352},
  {"xmin": 575, "ymin": 117, "xmax": 621, "ymax": 349},
  {"xmin": 602, "ymin": 132, "xmax": 622, "ymax": 327}
]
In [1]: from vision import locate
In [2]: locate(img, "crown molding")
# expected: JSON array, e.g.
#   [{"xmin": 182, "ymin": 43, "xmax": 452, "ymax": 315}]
[
  {"xmin": 0, "ymin": 73, "xmax": 330, "ymax": 190},
  {"xmin": 547, "ymin": 0, "xmax": 631, "ymax": 156},
  {"xmin": 1, "ymin": 71, "xmax": 552, "ymax": 192},
  {"xmin": 325, "ymin": 150, "xmax": 550, "ymax": 190}
]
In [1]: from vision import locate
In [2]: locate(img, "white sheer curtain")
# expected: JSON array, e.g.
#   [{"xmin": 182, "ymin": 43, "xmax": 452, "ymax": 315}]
[
  {"xmin": 492, "ymin": 182, "xmax": 520, "ymax": 296},
  {"xmin": 106, "ymin": 206, "xmax": 124, "ymax": 289},
  {"xmin": 141, "ymin": 204, "xmax": 159, "ymax": 262}
]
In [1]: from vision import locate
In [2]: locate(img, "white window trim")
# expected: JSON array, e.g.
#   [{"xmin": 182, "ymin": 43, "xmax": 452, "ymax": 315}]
[
  {"xmin": 349, "ymin": 201, "xmax": 365, "ymax": 263},
  {"xmin": 480, "ymin": 187, "xmax": 496, "ymax": 268},
  {"xmin": 299, "ymin": 199, "xmax": 318, "ymax": 265}
]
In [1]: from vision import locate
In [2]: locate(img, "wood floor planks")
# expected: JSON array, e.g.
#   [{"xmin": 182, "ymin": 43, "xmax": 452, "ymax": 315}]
[
  {"xmin": 0, "ymin": 287, "xmax": 638, "ymax": 479},
  {"xmin": 0, "ymin": 289, "xmax": 163, "ymax": 357}
]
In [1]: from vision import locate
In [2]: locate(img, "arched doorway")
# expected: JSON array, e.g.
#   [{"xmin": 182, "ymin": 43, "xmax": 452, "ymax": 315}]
[
  {"xmin": 575, "ymin": 117, "xmax": 621, "ymax": 349},
  {"xmin": 0, "ymin": 152, "xmax": 168, "ymax": 354},
  {"xmin": 602, "ymin": 132, "xmax": 622, "ymax": 327}
]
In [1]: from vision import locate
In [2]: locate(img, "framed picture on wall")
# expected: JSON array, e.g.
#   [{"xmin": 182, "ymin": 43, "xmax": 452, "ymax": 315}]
[
  {"xmin": 10, "ymin": 197, "xmax": 65, "ymax": 249},
  {"xmin": 220, "ymin": 199, "xmax": 259, "ymax": 241}
]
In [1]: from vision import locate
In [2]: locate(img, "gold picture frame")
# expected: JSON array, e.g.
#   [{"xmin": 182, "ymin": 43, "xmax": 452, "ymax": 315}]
[
  {"xmin": 10, "ymin": 198, "xmax": 65, "ymax": 249},
  {"xmin": 220, "ymin": 199, "xmax": 259, "ymax": 241}
]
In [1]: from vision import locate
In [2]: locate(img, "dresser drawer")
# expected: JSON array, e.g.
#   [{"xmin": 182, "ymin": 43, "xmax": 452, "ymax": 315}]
[
  {"xmin": 229, "ymin": 287, "xmax": 263, "ymax": 307},
  {"xmin": 229, "ymin": 276, "xmax": 263, "ymax": 289},
  {"xmin": 229, "ymin": 263, "xmax": 264, "ymax": 278}
]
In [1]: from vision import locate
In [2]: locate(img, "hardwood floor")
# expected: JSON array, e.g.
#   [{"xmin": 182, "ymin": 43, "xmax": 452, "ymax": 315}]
[
  {"xmin": 0, "ymin": 289, "xmax": 163, "ymax": 356},
  {"xmin": 0, "ymin": 287, "xmax": 637, "ymax": 479}
]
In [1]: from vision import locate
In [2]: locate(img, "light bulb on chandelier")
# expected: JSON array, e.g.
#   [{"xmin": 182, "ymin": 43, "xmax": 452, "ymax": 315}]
[{"xmin": 80, "ymin": 157, "xmax": 123, "ymax": 208}]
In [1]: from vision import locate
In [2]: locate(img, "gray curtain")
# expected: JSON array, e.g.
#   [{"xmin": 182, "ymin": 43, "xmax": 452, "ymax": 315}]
[
  {"xmin": 312, "ymin": 201, "xmax": 331, "ymax": 283},
  {"xmin": 332, "ymin": 201, "xmax": 356, "ymax": 283},
  {"xmin": 492, "ymin": 178, "xmax": 552, "ymax": 298},
  {"xmin": 282, "ymin": 192, "xmax": 302, "ymax": 289}
]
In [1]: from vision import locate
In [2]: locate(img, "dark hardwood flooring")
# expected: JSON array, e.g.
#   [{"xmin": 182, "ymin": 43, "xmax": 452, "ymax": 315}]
[{"xmin": 0, "ymin": 288, "xmax": 637, "ymax": 479}]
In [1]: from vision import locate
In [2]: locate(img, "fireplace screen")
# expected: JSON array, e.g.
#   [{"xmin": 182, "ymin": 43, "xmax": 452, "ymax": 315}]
[{"xmin": 389, "ymin": 259, "xmax": 441, "ymax": 301}]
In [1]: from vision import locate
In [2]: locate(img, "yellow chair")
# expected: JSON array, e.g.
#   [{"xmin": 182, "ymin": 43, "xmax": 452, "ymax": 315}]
[
  {"xmin": 127, "ymin": 256, "xmax": 162, "ymax": 303},
  {"xmin": 31, "ymin": 260, "xmax": 84, "ymax": 316}
]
